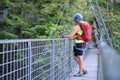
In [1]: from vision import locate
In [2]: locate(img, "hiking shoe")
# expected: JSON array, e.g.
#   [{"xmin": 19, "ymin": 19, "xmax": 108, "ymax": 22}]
[
  {"xmin": 76, "ymin": 71, "xmax": 80, "ymax": 74},
  {"xmin": 76, "ymin": 70, "xmax": 88, "ymax": 75},
  {"xmin": 83, "ymin": 70, "xmax": 88, "ymax": 75},
  {"xmin": 73, "ymin": 73, "xmax": 83, "ymax": 77}
]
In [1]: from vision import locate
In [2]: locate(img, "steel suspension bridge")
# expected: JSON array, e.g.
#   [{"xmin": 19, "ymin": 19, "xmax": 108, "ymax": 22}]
[{"xmin": 0, "ymin": 0, "xmax": 120, "ymax": 80}]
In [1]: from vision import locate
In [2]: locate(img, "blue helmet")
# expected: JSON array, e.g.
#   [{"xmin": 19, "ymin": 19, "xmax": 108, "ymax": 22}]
[{"xmin": 74, "ymin": 13, "xmax": 83, "ymax": 22}]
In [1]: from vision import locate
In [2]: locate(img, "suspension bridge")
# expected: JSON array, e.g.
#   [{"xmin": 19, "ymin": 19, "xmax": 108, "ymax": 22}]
[{"xmin": 0, "ymin": 0, "xmax": 120, "ymax": 80}]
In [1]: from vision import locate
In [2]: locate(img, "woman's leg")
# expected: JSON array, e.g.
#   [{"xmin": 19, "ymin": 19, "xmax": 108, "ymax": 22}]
[
  {"xmin": 74, "ymin": 55, "xmax": 85, "ymax": 73},
  {"xmin": 74, "ymin": 56, "xmax": 79, "ymax": 65},
  {"xmin": 73, "ymin": 43, "xmax": 86, "ymax": 75},
  {"xmin": 77, "ymin": 55, "xmax": 85, "ymax": 73}
]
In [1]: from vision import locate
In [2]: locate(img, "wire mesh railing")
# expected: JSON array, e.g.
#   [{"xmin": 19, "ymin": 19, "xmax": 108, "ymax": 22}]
[{"xmin": 0, "ymin": 39, "xmax": 75, "ymax": 80}]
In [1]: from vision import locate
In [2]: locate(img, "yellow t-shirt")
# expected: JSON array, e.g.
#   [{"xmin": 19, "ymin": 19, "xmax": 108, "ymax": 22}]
[{"xmin": 75, "ymin": 30, "xmax": 85, "ymax": 43}]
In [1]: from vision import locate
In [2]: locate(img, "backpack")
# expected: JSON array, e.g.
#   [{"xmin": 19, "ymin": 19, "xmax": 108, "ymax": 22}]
[{"xmin": 76, "ymin": 22, "xmax": 92, "ymax": 42}]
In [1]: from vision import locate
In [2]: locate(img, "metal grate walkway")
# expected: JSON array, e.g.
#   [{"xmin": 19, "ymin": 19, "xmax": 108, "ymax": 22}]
[{"xmin": 66, "ymin": 48, "xmax": 98, "ymax": 80}]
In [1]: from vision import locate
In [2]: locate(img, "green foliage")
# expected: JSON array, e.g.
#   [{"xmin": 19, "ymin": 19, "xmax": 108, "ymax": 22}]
[
  {"xmin": 0, "ymin": 31, "xmax": 18, "ymax": 39},
  {"xmin": 103, "ymin": 2, "xmax": 120, "ymax": 53},
  {"xmin": 45, "ymin": 23, "xmax": 63, "ymax": 38},
  {"xmin": 1, "ymin": 0, "xmax": 119, "ymax": 53},
  {"xmin": 0, "ymin": 0, "xmax": 100, "ymax": 41},
  {"xmin": 113, "ymin": 2, "xmax": 120, "ymax": 14},
  {"xmin": 1, "ymin": 0, "xmax": 87, "ymax": 39},
  {"xmin": 91, "ymin": 0, "xmax": 120, "ymax": 52},
  {"xmin": 21, "ymin": 31, "xmax": 34, "ymax": 39},
  {"xmin": 109, "ymin": 15, "xmax": 120, "ymax": 52}
]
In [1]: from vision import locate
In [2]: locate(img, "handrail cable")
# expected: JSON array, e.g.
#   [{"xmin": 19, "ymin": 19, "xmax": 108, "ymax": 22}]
[
  {"xmin": 50, "ymin": 0, "xmax": 69, "ymax": 37},
  {"xmin": 89, "ymin": 0, "xmax": 113, "ymax": 48},
  {"xmin": 59, "ymin": 4, "xmax": 74, "ymax": 37},
  {"xmin": 60, "ymin": 0, "xmax": 89, "ymax": 37},
  {"xmin": 89, "ymin": 1, "xmax": 105, "ymax": 41},
  {"xmin": 93, "ymin": 0, "xmax": 112, "ymax": 43},
  {"xmin": 51, "ymin": 0, "xmax": 88, "ymax": 37},
  {"xmin": 56, "ymin": 0, "xmax": 69, "ymax": 25},
  {"xmin": 91, "ymin": 0, "xmax": 108, "ymax": 42},
  {"xmin": 95, "ymin": 0, "xmax": 113, "ymax": 48}
]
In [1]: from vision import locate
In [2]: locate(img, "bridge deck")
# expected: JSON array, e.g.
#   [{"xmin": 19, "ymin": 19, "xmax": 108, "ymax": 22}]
[{"xmin": 66, "ymin": 48, "xmax": 98, "ymax": 80}]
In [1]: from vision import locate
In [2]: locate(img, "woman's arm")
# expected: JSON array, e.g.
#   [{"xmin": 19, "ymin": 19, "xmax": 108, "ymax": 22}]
[{"xmin": 64, "ymin": 26, "xmax": 78, "ymax": 38}]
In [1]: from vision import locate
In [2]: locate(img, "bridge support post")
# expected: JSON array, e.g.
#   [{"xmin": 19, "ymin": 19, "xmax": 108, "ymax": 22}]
[
  {"xmin": 28, "ymin": 41, "xmax": 32, "ymax": 80},
  {"xmin": 50, "ymin": 40, "xmax": 55, "ymax": 80},
  {"xmin": 69, "ymin": 40, "xmax": 73, "ymax": 73},
  {"xmin": 63, "ymin": 39, "xmax": 67, "ymax": 80}
]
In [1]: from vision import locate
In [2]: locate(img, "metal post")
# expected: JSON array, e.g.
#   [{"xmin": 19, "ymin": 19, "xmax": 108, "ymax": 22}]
[
  {"xmin": 63, "ymin": 39, "xmax": 67, "ymax": 79},
  {"xmin": 2, "ymin": 44, "xmax": 5, "ymax": 80},
  {"xmin": 50, "ymin": 40, "xmax": 55, "ymax": 80},
  {"xmin": 70, "ymin": 40, "xmax": 73, "ymax": 72},
  {"xmin": 68, "ymin": 39, "xmax": 72, "ymax": 76},
  {"xmin": 70, "ymin": 40, "xmax": 74, "ymax": 72},
  {"xmin": 28, "ymin": 41, "xmax": 32, "ymax": 80},
  {"xmin": 26, "ymin": 42, "xmax": 29, "ymax": 80}
]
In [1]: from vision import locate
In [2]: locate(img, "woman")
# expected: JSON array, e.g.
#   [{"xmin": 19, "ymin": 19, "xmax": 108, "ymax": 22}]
[{"xmin": 63, "ymin": 13, "xmax": 87, "ymax": 76}]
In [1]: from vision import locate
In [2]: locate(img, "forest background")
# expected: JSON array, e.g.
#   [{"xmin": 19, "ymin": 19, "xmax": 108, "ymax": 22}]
[{"xmin": 0, "ymin": 0, "xmax": 120, "ymax": 52}]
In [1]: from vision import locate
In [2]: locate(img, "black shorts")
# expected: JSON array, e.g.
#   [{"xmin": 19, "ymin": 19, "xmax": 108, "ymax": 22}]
[{"xmin": 73, "ymin": 43, "xmax": 86, "ymax": 56}]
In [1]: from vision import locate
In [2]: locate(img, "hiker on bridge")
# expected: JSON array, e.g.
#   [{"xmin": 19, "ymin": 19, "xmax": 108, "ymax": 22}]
[{"xmin": 63, "ymin": 13, "xmax": 92, "ymax": 76}]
